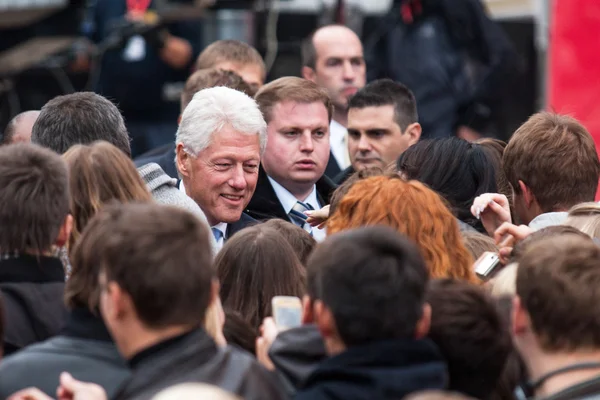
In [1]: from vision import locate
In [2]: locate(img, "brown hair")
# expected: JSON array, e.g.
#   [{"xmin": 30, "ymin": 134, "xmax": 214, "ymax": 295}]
[
  {"xmin": 327, "ymin": 176, "xmax": 478, "ymax": 283},
  {"xmin": 517, "ymin": 234, "xmax": 600, "ymax": 351},
  {"xmin": 462, "ymin": 231, "xmax": 498, "ymax": 261},
  {"xmin": 426, "ymin": 279, "xmax": 512, "ymax": 399},
  {"xmin": 510, "ymin": 225, "xmax": 589, "ymax": 263},
  {"xmin": 0, "ymin": 143, "xmax": 69, "ymax": 254},
  {"xmin": 63, "ymin": 141, "xmax": 152, "ymax": 252},
  {"xmin": 215, "ymin": 225, "xmax": 306, "ymax": 331},
  {"xmin": 195, "ymin": 40, "xmax": 265, "ymax": 79},
  {"xmin": 181, "ymin": 68, "xmax": 255, "ymax": 113},
  {"xmin": 503, "ymin": 112, "xmax": 600, "ymax": 212},
  {"xmin": 83, "ymin": 203, "xmax": 214, "ymax": 328},
  {"xmin": 254, "ymin": 77, "xmax": 333, "ymax": 123},
  {"xmin": 564, "ymin": 202, "xmax": 600, "ymax": 238},
  {"xmin": 222, "ymin": 309, "xmax": 257, "ymax": 354},
  {"xmin": 261, "ymin": 219, "xmax": 316, "ymax": 265}
]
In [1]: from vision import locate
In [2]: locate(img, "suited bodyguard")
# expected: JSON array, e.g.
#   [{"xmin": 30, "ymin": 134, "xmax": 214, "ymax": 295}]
[
  {"xmin": 175, "ymin": 86, "xmax": 267, "ymax": 251},
  {"xmin": 247, "ymin": 77, "xmax": 337, "ymax": 241}
]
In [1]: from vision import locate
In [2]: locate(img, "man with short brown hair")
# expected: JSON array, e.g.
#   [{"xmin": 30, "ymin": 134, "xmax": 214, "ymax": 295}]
[
  {"xmin": 247, "ymin": 77, "xmax": 337, "ymax": 240},
  {"xmin": 92, "ymin": 203, "xmax": 284, "ymax": 400},
  {"xmin": 513, "ymin": 234, "xmax": 600, "ymax": 399},
  {"xmin": 195, "ymin": 40, "xmax": 266, "ymax": 91}
]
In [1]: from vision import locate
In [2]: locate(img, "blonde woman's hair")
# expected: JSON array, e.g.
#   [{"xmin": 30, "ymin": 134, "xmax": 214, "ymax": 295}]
[{"xmin": 564, "ymin": 202, "xmax": 600, "ymax": 238}]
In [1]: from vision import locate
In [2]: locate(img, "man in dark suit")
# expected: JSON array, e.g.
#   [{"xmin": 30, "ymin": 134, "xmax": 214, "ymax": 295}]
[
  {"xmin": 174, "ymin": 86, "xmax": 266, "ymax": 251},
  {"xmin": 248, "ymin": 77, "xmax": 337, "ymax": 241}
]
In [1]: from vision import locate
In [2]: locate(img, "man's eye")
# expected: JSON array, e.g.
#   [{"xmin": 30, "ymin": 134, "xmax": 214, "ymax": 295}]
[
  {"xmin": 314, "ymin": 131, "xmax": 326, "ymax": 138},
  {"xmin": 216, "ymin": 163, "xmax": 231, "ymax": 167}
]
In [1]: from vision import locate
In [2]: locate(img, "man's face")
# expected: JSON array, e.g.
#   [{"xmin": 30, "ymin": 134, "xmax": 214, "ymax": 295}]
[
  {"xmin": 347, "ymin": 105, "xmax": 414, "ymax": 170},
  {"xmin": 179, "ymin": 125, "xmax": 261, "ymax": 226},
  {"xmin": 308, "ymin": 27, "xmax": 366, "ymax": 112},
  {"xmin": 213, "ymin": 61, "xmax": 264, "ymax": 92},
  {"xmin": 261, "ymin": 101, "xmax": 330, "ymax": 197}
]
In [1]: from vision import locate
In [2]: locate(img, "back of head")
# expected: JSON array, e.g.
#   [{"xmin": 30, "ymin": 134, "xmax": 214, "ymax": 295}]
[
  {"xmin": 564, "ymin": 202, "xmax": 600, "ymax": 238},
  {"xmin": 397, "ymin": 138, "xmax": 497, "ymax": 230},
  {"xmin": 462, "ymin": 231, "xmax": 498, "ymax": 261},
  {"xmin": 195, "ymin": 40, "xmax": 265, "ymax": 81},
  {"xmin": 307, "ymin": 226, "xmax": 428, "ymax": 346},
  {"xmin": 254, "ymin": 76, "xmax": 333, "ymax": 124},
  {"xmin": 426, "ymin": 279, "xmax": 512, "ymax": 399},
  {"xmin": 503, "ymin": 112, "xmax": 600, "ymax": 212},
  {"xmin": 181, "ymin": 68, "xmax": 256, "ymax": 113},
  {"xmin": 327, "ymin": 176, "xmax": 477, "ymax": 283},
  {"xmin": 152, "ymin": 383, "xmax": 241, "ymax": 400},
  {"xmin": 2, "ymin": 110, "xmax": 39, "ymax": 145},
  {"xmin": 85, "ymin": 203, "xmax": 213, "ymax": 328},
  {"xmin": 31, "ymin": 92, "xmax": 131, "ymax": 156},
  {"xmin": 215, "ymin": 225, "xmax": 306, "ymax": 330},
  {"xmin": 63, "ymin": 141, "xmax": 152, "ymax": 250},
  {"xmin": 517, "ymin": 234, "xmax": 600, "ymax": 351},
  {"xmin": 510, "ymin": 225, "xmax": 589, "ymax": 262},
  {"xmin": 261, "ymin": 219, "xmax": 316, "ymax": 265},
  {"xmin": 0, "ymin": 143, "xmax": 69, "ymax": 254},
  {"xmin": 176, "ymin": 86, "xmax": 267, "ymax": 156},
  {"xmin": 348, "ymin": 79, "xmax": 418, "ymax": 131}
]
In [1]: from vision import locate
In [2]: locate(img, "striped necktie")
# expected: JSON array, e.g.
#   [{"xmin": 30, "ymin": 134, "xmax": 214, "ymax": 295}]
[{"xmin": 289, "ymin": 201, "xmax": 314, "ymax": 234}]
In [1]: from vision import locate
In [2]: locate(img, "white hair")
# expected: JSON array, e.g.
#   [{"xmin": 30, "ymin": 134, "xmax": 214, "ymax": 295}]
[{"xmin": 175, "ymin": 86, "xmax": 267, "ymax": 156}]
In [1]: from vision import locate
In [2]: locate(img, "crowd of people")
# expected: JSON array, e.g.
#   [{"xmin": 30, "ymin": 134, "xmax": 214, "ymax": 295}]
[{"xmin": 1, "ymin": 19, "xmax": 600, "ymax": 400}]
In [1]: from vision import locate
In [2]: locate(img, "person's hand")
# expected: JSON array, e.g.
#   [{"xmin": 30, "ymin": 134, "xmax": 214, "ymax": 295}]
[
  {"xmin": 471, "ymin": 193, "xmax": 512, "ymax": 237},
  {"xmin": 256, "ymin": 317, "xmax": 280, "ymax": 371},
  {"xmin": 56, "ymin": 372, "xmax": 107, "ymax": 400},
  {"xmin": 494, "ymin": 222, "xmax": 534, "ymax": 264},
  {"xmin": 8, "ymin": 388, "xmax": 54, "ymax": 400},
  {"xmin": 305, "ymin": 205, "xmax": 330, "ymax": 229}
]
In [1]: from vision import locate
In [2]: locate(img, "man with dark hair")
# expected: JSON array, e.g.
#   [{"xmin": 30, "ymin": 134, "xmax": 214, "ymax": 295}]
[
  {"xmin": 1, "ymin": 110, "xmax": 39, "ymax": 145},
  {"xmin": 0, "ymin": 143, "xmax": 72, "ymax": 356},
  {"xmin": 426, "ymin": 279, "xmax": 512, "ymax": 399},
  {"xmin": 513, "ymin": 235, "xmax": 600, "ymax": 399},
  {"xmin": 0, "ymin": 189, "xmax": 131, "ymax": 397},
  {"xmin": 90, "ymin": 203, "xmax": 284, "ymax": 400},
  {"xmin": 294, "ymin": 226, "xmax": 446, "ymax": 399},
  {"xmin": 31, "ymin": 92, "xmax": 131, "ymax": 157},
  {"xmin": 476, "ymin": 112, "xmax": 600, "ymax": 234},
  {"xmin": 301, "ymin": 25, "xmax": 366, "ymax": 178},
  {"xmin": 335, "ymin": 79, "xmax": 421, "ymax": 183}
]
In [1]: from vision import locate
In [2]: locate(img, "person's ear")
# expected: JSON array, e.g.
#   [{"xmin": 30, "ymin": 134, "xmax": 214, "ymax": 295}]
[
  {"xmin": 405, "ymin": 123, "xmax": 422, "ymax": 146},
  {"xmin": 512, "ymin": 296, "xmax": 529, "ymax": 337},
  {"xmin": 55, "ymin": 214, "xmax": 73, "ymax": 248},
  {"xmin": 176, "ymin": 143, "xmax": 192, "ymax": 178},
  {"xmin": 314, "ymin": 300, "xmax": 336, "ymax": 339},
  {"xmin": 101, "ymin": 281, "xmax": 129, "ymax": 323},
  {"xmin": 415, "ymin": 303, "xmax": 431, "ymax": 339},
  {"xmin": 519, "ymin": 180, "xmax": 534, "ymax": 208},
  {"xmin": 302, "ymin": 66, "xmax": 317, "ymax": 82},
  {"xmin": 301, "ymin": 295, "xmax": 314, "ymax": 324}
]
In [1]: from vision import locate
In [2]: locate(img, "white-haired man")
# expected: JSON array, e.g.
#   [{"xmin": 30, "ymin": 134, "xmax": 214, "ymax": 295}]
[{"xmin": 176, "ymin": 86, "xmax": 267, "ymax": 251}]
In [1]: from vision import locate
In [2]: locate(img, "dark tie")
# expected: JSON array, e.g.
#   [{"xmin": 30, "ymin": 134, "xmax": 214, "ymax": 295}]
[{"xmin": 289, "ymin": 201, "xmax": 314, "ymax": 234}]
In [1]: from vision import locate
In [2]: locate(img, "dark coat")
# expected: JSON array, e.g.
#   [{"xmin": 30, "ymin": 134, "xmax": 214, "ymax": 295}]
[
  {"xmin": 0, "ymin": 254, "xmax": 67, "ymax": 356},
  {"xmin": 324, "ymin": 153, "xmax": 342, "ymax": 180},
  {"xmin": 246, "ymin": 167, "xmax": 337, "ymax": 222},
  {"xmin": 333, "ymin": 166, "xmax": 355, "ymax": 186},
  {"xmin": 113, "ymin": 328, "xmax": 287, "ymax": 400},
  {"xmin": 0, "ymin": 307, "xmax": 129, "ymax": 398},
  {"xmin": 135, "ymin": 143, "xmax": 178, "ymax": 179},
  {"xmin": 295, "ymin": 338, "xmax": 447, "ymax": 400}
]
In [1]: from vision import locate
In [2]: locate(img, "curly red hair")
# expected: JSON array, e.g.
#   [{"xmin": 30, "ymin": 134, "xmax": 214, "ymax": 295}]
[{"xmin": 327, "ymin": 176, "xmax": 478, "ymax": 283}]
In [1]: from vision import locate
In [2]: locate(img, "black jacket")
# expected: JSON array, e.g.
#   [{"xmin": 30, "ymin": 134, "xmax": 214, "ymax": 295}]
[
  {"xmin": 0, "ymin": 254, "xmax": 67, "ymax": 356},
  {"xmin": 0, "ymin": 307, "xmax": 129, "ymax": 398},
  {"xmin": 295, "ymin": 338, "xmax": 447, "ymax": 400},
  {"xmin": 334, "ymin": 166, "xmax": 355, "ymax": 186},
  {"xmin": 113, "ymin": 328, "xmax": 287, "ymax": 400},
  {"xmin": 135, "ymin": 143, "xmax": 178, "ymax": 179},
  {"xmin": 246, "ymin": 167, "xmax": 337, "ymax": 222}
]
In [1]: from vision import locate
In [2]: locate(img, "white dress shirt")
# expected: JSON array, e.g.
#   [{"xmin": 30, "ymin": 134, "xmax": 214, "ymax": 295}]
[
  {"xmin": 179, "ymin": 180, "xmax": 227, "ymax": 252},
  {"xmin": 268, "ymin": 176, "xmax": 327, "ymax": 242},
  {"xmin": 329, "ymin": 119, "xmax": 351, "ymax": 170}
]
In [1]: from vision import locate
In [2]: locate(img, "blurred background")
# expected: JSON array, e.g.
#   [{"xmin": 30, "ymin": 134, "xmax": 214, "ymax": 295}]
[{"xmin": 0, "ymin": 0, "xmax": 594, "ymax": 143}]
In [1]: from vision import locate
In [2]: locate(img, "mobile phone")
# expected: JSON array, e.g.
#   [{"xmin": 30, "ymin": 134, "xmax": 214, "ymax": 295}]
[
  {"xmin": 271, "ymin": 296, "xmax": 302, "ymax": 330},
  {"xmin": 474, "ymin": 251, "xmax": 502, "ymax": 280}
]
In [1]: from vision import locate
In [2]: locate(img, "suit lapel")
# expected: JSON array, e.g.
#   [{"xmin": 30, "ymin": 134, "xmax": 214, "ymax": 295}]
[{"xmin": 245, "ymin": 167, "xmax": 289, "ymax": 221}]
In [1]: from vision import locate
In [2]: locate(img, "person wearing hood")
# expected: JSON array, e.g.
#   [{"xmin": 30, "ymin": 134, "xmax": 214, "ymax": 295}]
[
  {"xmin": 0, "ymin": 144, "xmax": 71, "ymax": 356},
  {"xmin": 292, "ymin": 226, "xmax": 447, "ymax": 399}
]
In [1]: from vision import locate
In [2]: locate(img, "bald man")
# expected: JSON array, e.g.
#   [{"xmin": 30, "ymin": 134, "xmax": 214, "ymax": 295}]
[
  {"xmin": 1, "ymin": 111, "xmax": 40, "ymax": 145},
  {"xmin": 301, "ymin": 25, "xmax": 366, "ymax": 177}
]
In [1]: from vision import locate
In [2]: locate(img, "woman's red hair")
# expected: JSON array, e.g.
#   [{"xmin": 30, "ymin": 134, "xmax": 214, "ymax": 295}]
[{"xmin": 327, "ymin": 176, "xmax": 478, "ymax": 283}]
